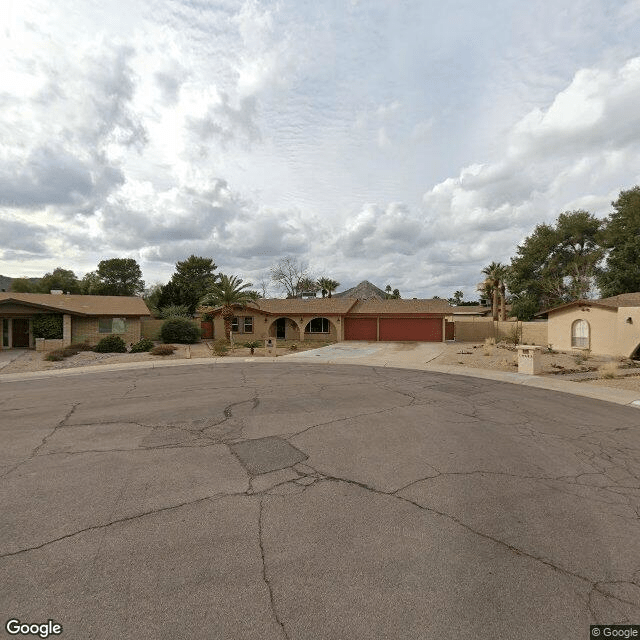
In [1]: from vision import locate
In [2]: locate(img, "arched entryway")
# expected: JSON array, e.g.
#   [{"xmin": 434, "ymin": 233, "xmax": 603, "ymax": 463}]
[{"xmin": 267, "ymin": 317, "xmax": 302, "ymax": 340}]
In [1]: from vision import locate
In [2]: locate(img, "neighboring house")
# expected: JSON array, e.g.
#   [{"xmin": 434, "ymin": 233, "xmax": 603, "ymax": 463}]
[
  {"xmin": 540, "ymin": 293, "xmax": 640, "ymax": 358},
  {"xmin": 0, "ymin": 293, "xmax": 151, "ymax": 349},
  {"xmin": 202, "ymin": 297, "xmax": 452, "ymax": 342},
  {"xmin": 448, "ymin": 305, "xmax": 493, "ymax": 318}
]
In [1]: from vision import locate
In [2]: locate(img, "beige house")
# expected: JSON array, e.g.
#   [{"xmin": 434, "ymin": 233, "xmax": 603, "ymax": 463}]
[
  {"xmin": 0, "ymin": 293, "xmax": 151, "ymax": 350},
  {"xmin": 543, "ymin": 293, "xmax": 640, "ymax": 358},
  {"xmin": 203, "ymin": 297, "xmax": 451, "ymax": 343}
]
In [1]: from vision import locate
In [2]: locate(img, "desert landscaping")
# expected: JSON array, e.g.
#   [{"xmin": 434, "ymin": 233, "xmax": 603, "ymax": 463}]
[{"xmin": 2, "ymin": 338, "xmax": 639, "ymax": 393}]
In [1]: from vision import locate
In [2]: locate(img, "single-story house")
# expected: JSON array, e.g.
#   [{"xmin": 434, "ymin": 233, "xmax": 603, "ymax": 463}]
[
  {"xmin": 540, "ymin": 293, "xmax": 640, "ymax": 358},
  {"xmin": 202, "ymin": 297, "xmax": 452, "ymax": 342},
  {"xmin": 0, "ymin": 292, "xmax": 151, "ymax": 350}
]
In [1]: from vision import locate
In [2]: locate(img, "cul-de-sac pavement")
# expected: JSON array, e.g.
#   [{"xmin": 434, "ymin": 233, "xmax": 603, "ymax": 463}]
[{"xmin": 1, "ymin": 361, "xmax": 640, "ymax": 639}]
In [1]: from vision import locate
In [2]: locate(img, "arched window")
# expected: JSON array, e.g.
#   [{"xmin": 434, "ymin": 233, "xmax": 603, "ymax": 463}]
[
  {"xmin": 571, "ymin": 319, "xmax": 589, "ymax": 348},
  {"xmin": 305, "ymin": 317, "xmax": 330, "ymax": 333}
]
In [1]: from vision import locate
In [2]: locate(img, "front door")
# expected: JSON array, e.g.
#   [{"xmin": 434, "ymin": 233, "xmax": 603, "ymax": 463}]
[
  {"xmin": 12, "ymin": 319, "xmax": 30, "ymax": 347},
  {"xmin": 275, "ymin": 318, "xmax": 286, "ymax": 339}
]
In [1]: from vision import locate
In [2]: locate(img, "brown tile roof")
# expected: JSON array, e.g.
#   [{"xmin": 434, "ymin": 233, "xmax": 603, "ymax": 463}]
[
  {"xmin": 597, "ymin": 292, "xmax": 640, "ymax": 308},
  {"xmin": 0, "ymin": 293, "xmax": 151, "ymax": 316},
  {"xmin": 204, "ymin": 298, "xmax": 359, "ymax": 316},
  {"xmin": 450, "ymin": 305, "xmax": 493, "ymax": 316},
  {"xmin": 349, "ymin": 298, "xmax": 451, "ymax": 314}
]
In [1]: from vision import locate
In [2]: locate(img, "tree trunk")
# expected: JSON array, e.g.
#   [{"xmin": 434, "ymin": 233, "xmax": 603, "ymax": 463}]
[
  {"xmin": 222, "ymin": 307, "xmax": 233, "ymax": 342},
  {"xmin": 500, "ymin": 283, "xmax": 506, "ymax": 321},
  {"xmin": 492, "ymin": 283, "xmax": 499, "ymax": 321}
]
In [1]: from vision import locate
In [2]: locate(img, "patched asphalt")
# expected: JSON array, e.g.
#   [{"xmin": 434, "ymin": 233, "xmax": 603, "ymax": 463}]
[{"xmin": 1, "ymin": 362, "xmax": 639, "ymax": 639}]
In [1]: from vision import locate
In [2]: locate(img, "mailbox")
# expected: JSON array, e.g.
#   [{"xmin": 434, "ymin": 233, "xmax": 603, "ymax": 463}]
[
  {"xmin": 265, "ymin": 338, "xmax": 277, "ymax": 357},
  {"xmin": 517, "ymin": 345, "xmax": 542, "ymax": 375}
]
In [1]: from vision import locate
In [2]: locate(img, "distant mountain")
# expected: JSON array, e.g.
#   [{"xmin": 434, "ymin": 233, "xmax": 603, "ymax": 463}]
[
  {"xmin": 333, "ymin": 280, "xmax": 388, "ymax": 300},
  {"xmin": 0, "ymin": 275, "xmax": 42, "ymax": 292}
]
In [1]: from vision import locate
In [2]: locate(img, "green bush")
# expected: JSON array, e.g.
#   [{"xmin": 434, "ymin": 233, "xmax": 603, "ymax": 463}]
[
  {"xmin": 33, "ymin": 314, "xmax": 63, "ymax": 339},
  {"xmin": 159, "ymin": 304, "xmax": 192, "ymax": 319},
  {"xmin": 130, "ymin": 338, "xmax": 155, "ymax": 353},
  {"xmin": 160, "ymin": 317, "xmax": 201, "ymax": 344},
  {"xmin": 150, "ymin": 344, "xmax": 176, "ymax": 356},
  {"xmin": 94, "ymin": 335, "xmax": 127, "ymax": 353},
  {"xmin": 244, "ymin": 340, "xmax": 261, "ymax": 349}
]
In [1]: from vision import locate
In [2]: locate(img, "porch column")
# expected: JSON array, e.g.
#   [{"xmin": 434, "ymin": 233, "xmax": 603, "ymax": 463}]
[
  {"xmin": 63, "ymin": 314, "xmax": 72, "ymax": 346},
  {"xmin": 299, "ymin": 318, "xmax": 305, "ymax": 342}
]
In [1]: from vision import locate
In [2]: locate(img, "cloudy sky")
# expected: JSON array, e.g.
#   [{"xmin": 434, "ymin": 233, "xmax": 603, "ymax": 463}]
[{"xmin": 2, "ymin": 0, "xmax": 640, "ymax": 298}]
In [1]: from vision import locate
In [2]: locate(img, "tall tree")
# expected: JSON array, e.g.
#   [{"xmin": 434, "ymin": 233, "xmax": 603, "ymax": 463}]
[
  {"xmin": 200, "ymin": 275, "xmax": 255, "ymax": 342},
  {"xmin": 38, "ymin": 268, "xmax": 81, "ymax": 294},
  {"xmin": 10, "ymin": 278, "xmax": 37, "ymax": 293},
  {"xmin": 597, "ymin": 186, "xmax": 640, "ymax": 297},
  {"xmin": 270, "ymin": 257, "xmax": 309, "ymax": 298},
  {"xmin": 506, "ymin": 211, "xmax": 602, "ymax": 319},
  {"xmin": 317, "ymin": 277, "xmax": 340, "ymax": 298},
  {"xmin": 170, "ymin": 255, "xmax": 218, "ymax": 314},
  {"xmin": 481, "ymin": 262, "xmax": 503, "ymax": 321},
  {"xmin": 448, "ymin": 290, "xmax": 464, "ymax": 306},
  {"xmin": 86, "ymin": 258, "xmax": 145, "ymax": 296}
]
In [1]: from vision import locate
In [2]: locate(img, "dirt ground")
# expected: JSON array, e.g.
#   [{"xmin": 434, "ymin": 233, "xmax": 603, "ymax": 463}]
[{"xmin": 2, "ymin": 339, "xmax": 639, "ymax": 393}]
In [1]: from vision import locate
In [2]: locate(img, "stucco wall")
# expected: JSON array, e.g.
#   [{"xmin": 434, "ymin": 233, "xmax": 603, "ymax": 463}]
[
  {"xmin": 72, "ymin": 317, "xmax": 142, "ymax": 346},
  {"xmin": 453, "ymin": 320, "xmax": 548, "ymax": 345},
  {"xmin": 547, "ymin": 306, "xmax": 617, "ymax": 355},
  {"xmin": 616, "ymin": 308, "xmax": 640, "ymax": 357},
  {"xmin": 212, "ymin": 314, "xmax": 340, "ymax": 342}
]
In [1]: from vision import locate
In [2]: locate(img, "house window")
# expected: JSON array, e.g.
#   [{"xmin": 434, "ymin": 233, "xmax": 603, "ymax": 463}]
[
  {"xmin": 305, "ymin": 317, "xmax": 330, "ymax": 333},
  {"xmin": 99, "ymin": 318, "xmax": 127, "ymax": 334},
  {"xmin": 571, "ymin": 319, "xmax": 589, "ymax": 348},
  {"xmin": 231, "ymin": 317, "xmax": 239, "ymax": 333},
  {"xmin": 243, "ymin": 317, "xmax": 253, "ymax": 333}
]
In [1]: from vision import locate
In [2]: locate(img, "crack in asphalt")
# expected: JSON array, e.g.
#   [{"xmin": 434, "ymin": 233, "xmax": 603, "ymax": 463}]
[
  {"xmin": 258, "ymin": 498, "xmax": 289, "ymax": 639},
  {"xmin": 0, "ymin": 491, "xmax": 243, "ymax": 559},
  {"xmin": 0, "ymin": 402, "xmax": 80, "ymax": 479}
]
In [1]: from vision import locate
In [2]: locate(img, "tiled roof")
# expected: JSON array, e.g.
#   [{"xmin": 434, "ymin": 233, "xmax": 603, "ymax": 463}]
[
  {"xmin": 349, "ymin": 298, "xmax": 451, "ymax": 314},
  {"xmin": 0, "ymin": 293, "xmax": 151, "ymax": 316},
  {"xmin": 450, "ymin": 305, "xmax": 493, "ymax": 315},
  {"xmin": 597, "ymin": 292, "xmax": 640, "ymax": 308},
  {"xmin": 203, "ymin": 298, "xmax": 359, "ymax": 315}
]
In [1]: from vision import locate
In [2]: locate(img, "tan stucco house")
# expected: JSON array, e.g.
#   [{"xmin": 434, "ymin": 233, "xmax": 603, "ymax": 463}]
[
  {"xmin": 0, "ymin": 293, "xmax": 151, "ymax": 350},
  {"xmin": 202, "ymin": 297, "xmax": 451, "ymax": 343},
  {"xmin": 542, "ymin": 293, "xmax": 640, "ymax": 358}
]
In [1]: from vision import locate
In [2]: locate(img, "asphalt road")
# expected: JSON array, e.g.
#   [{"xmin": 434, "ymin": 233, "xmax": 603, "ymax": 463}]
[{"xmin": 1, "ymin": 362, "xmax": 639, "ymax": 639}]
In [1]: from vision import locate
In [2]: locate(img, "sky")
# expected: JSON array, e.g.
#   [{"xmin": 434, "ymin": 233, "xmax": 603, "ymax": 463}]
[{"xmin": 2, "ymin": 0, "xmax": 640, "ymax": 299}]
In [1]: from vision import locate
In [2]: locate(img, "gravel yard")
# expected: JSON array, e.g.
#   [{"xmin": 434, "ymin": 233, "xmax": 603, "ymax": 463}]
[{"xmin": 2, "ymin": 339, "xmax": 639, "ymax": 393}]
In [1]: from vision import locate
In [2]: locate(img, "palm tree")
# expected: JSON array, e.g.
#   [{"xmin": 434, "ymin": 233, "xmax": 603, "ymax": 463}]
[
  {"xmin": 200, "ymin": 275, "xmax": 255, "ymax": 342},
  {"xmin": 481, "ymin": 262, "xmax": 504, "ymax": 321},
  {"xmin": 317, "ymin": 277, "xmax": 340, "ymax": 298}
]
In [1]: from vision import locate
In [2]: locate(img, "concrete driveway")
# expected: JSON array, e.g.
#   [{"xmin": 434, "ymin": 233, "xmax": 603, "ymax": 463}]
[
  {"xmin": 1, "ymin": 362, "xmax": 639, "ymax": 639},
  {"xmin": 282, "ymin": 340, "xmax": 446, "ymax": 367}
]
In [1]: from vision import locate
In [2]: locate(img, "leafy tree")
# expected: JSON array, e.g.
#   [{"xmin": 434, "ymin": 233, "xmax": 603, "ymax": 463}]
[
  {"xmin": 84, "ymin": 258, "xmax": 145, "ymax": 296},
  {"xmin": 506, "ymin": 210, "xmax": 602, "ymax": 319},
  {"xmin": 10, "ymin": 278, "xmax": 37, "ymax": 293},
  {"xmin": 200, "ymin": 275, "xmax": 255, "ymax": 342},
  {"xmin": 298, "ymin": 277, "xmax": 319, "ymax": 296},
  {"xmin": 143, "ymin": 283, "xmax": 164, "ymax": 317},
  {"xmin": 481, "ymin": 262, "xmax": 508, "ymax": 321},
  {"xmin": 384, "ymin": 285, "xmax": 401, "ymax": 299},
  {"xmin": 597, "ymin": 186, "xmax": 640, "ymax": 297},
  {"xmin": 158, "ymin": 304, "xmax": 192, "ymax": 318},
  {"xmin": 270, "ymin": 257, "xmax": 309, "ymax": 298},
  {"xmin": 448, "ymin": 290, "xmax": 465, "ymax": 305},
  {"xmin": 317, "ymin": 277, "xmax": 340, "ymax": 298},
  {"xmin": 171, "ymin": 255, "xmax": 218, "ymax": 314},
  {"xmin": 38, "ymin": 268, "xmax": 81, "ymax": 294}
]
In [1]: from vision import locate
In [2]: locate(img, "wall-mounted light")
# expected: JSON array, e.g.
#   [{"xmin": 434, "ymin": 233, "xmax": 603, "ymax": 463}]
[{"xmin": 627, "ymin": 317, "xmax": 633, "ymax": 324}]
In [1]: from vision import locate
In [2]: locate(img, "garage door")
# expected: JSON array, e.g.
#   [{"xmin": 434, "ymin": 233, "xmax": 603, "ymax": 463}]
[
  {"xmin": 344, "ymin": 317, "xmax": 377, "ymax": 340},
  {"xmin": 379, "ymin": 318, "xmax": 442, "ymax": 342}
]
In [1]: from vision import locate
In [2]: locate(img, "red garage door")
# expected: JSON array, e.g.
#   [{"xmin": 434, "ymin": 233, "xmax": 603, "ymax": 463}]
[
  {"xmin": 379, "ymin": 317, "xmax": 442, "ymax": 342},
  {"xmin": 344, "ymin": 317, "xmax": 377, "ymax": 340}
]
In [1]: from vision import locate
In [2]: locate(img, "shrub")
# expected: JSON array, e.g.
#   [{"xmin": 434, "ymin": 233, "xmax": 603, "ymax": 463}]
[
  {"xmin": 599, "ymin": 361, "xmax": 619, "ymax": 379},
  {"xmin": 44, "ymin": 349, "xmax": 65, "ymax": 361},
  {"xmin": 72, "ymin": 342, "xmax": 94, "ymax": 351},
  {"xmin": 62, "ymin": 347, "xmax": 80, "ymax": 357},
  {"xmin": 130, "ymin": 338, "xmax": 155, "ymax": 353},
  {"xmin": 289, "ymin": 343, "xmax": 298, "ymax": 351},
  {"xmin": 94, "ymin": 335, "xmax": 127, "ymax": 353},
  {"xmin": 213, "ymin": 339, "xmax": 228, "ymax": 356},
  {"xmin": 159, "ymin": 304, "xmax": 191, "ymax": 319},
  {"xmin": 504, "ymin": 325, "xmax": 521, "ymax": 346},
  {"xmin": 160, "ymin": 317, "xmax": 201, "ymax": 344},
  {"xmin": 33, "ymin": 314, "xmax": 63, "ymax": 339},
  {"xmin": 150, "ymin": 344, "xmax": 176, "ymax": 356}
]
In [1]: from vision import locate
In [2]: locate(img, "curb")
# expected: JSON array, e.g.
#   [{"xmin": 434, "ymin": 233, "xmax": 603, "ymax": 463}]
[{"xmin": 2, "ymin": 354, "xmax": 639, "ymax": 409}]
